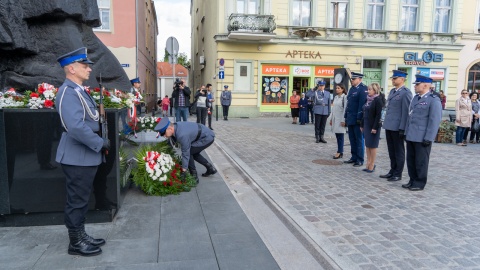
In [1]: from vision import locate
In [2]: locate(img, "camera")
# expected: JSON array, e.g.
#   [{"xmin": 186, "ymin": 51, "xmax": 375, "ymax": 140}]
[{"xmin": 174, "ymin": 79, "xmax": 184, "ymax": 90}]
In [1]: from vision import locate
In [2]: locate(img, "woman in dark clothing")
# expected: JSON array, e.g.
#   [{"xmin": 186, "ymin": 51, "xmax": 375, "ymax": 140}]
[
  {"xmin": 464, "ymin": 92, "xmax": 480, "ymax": 143},
  {"xmin": 361, "ymin": 83, "xmax": 385, "ymax": 173},
  {"xmin": 298, "ymin": 93, "xmax": 309, "ymax": 125},
  {"xmin": 195, "ymin": 88, "xmax": 209, "ymax": 125}
]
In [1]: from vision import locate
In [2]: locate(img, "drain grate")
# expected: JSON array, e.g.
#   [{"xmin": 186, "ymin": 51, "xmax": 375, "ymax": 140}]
[{"xmin": 312, "ymin": 159, "xmax": 343, "ymax": 165}]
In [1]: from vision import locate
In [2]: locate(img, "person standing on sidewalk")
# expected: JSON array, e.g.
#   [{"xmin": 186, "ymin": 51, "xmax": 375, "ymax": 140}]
[
  {"xmin": 330, "ymin": 84, "xmax": 347, "ymax": 159},
  {"xmin": 155, "ymin": 118, "xmax": 217, "ymax": 184},
  {"xmin": 455, "ymin": 90, "xmax": 472, "ymax": 146},
  {"xmin": 221, "ymin": 85, "xmax": 232, "ymax": 120},
  {"xmin": 195, "ymin": 86, "xmax": 209, "ymax": 125},
  {"xmin": 55, "ymin": 47, "xmax": 109, "ymax": 257},
  {"xmin": 307, "ymin": 81, "xmax": 331, "ymax": 143},
  {"xmin": 289, "ymin": 90, "xmax": 300, "ymax": 124},
  {"xmin": 172, "ymin": 79, "xmax": 191, "ymax": 122},
  {"xmin": 343, "ymin": 72, "xmax": 367, "ymax": 167},
  {"xmin": 129, "ymin": 77, "xmax": 143, "ymax": 116},
  {"xmin": 403, "ymin": 75, "xmax": 442, "ymax": 191},
  {"xmin": 380, "ymin": 70, "xmax": 413, "ymax": 182},
  {"xmin": 206, "ymin": 83, "xmax": 215, "ymax": 129}
]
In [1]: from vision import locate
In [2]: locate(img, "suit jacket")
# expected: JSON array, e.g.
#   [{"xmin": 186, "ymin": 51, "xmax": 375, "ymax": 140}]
[
  {"xmin": 405, "ymin": 93, "xmax": 442, "ymax": 143},
  {"xmin": 55, "ymin": 79, "xmax": 103, "ymax": 166},
  {"xmin": 361, "ymin": 96, "xmax": 385, "ymax": 130},
  {"xmin": 221, "ymin": 90, "xmax": 232, "ymax": 106},
  {"xmin": 455, "ymin": 98, "xmax": 472, "ymax": 127},
  {"xmin": 174, "ymin": 122, "xmax": 215, "ymax": 170},
  {"xmin": 383, "ymin": 85, "xmax": 413, "ymax": 131},
  {"xmin": 344, "ymin": 82, "xmax": 367, "ymax": 125},
  {"xmin": 306, "ymin": 89, "xmax": 331, "ymax": 115}
]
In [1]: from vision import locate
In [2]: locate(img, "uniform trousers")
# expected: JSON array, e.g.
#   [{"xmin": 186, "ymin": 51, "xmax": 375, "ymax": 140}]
[
  {"xmin": 385, "ymin": 130, "xmax": 406, "ymax": 177},
  {"xmin": 307, "ymin": 105, "xmax": 314, "ymax": 123},
  {"xmin": 347, "ymin": 124, "xmax": 364, "ymax": 163},
  {"xmin": 222, "ymin": 105, "xmax": 230, "ymax": 118},
  {"xmin": 314, "ymin": 114, "xmax": 329, "ymax": 136},
  {"xmin": 188, "ymin": 139, "xmax": 214, "ymax": 172},
  {"xmin": 62, "ymin": 164, "xmax": 98, "ymax": 229},
  {"xmin": 406, "ymin": 140, "xmax": 432, "ymax": 188}
]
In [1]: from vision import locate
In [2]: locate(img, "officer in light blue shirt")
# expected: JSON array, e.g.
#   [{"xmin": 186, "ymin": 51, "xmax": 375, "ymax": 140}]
[
  {"xmin": 306, "ymin": 80, "xmax": 331, "ymax": 143},
  {"xmin": 402, "ymin": 75, "xmax": 442, "ymax": 191},
  {"xmin": 344, "ymin": 72, "xmax": 368, "ymax": 167},
  {"xmin": 380, "ymin": 70, "xmax": 413, "ymax": 182}
]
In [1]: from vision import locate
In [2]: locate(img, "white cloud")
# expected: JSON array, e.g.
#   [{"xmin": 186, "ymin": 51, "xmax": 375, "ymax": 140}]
[{"xmin": 153, "ymin": 0, "xmax": 191, "ymax": 61}]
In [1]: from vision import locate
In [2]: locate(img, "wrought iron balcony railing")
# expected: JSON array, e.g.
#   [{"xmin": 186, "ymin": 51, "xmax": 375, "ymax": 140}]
[{"xmin": 228, "ymin": 13, "xmax": 276, "ymax": 33}]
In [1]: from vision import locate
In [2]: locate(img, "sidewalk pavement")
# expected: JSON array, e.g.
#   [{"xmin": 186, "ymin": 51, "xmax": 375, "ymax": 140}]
[{"xmin": 206, "ymin": 117, "xmax": 480, "ymax": 270}]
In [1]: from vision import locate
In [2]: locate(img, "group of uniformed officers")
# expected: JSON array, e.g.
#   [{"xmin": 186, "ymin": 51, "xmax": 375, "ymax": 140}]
[{"xmin": 309, "ymin": 69, "xmax": 442, "ymax": 192}]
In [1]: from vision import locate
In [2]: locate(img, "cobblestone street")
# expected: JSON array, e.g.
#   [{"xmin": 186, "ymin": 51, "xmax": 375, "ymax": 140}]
[{"xmin": 209, "ymin": 117, "xmax": 480, "ymax": 270}]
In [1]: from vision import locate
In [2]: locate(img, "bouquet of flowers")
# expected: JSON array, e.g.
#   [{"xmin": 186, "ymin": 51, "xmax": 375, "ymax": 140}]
[
  {"xmin": 0, "ymin": 88, "xmax": 25, "ymax": 109},
  {"xmin": 139, "ymin": 116, "xmax": 160, "ymax": 132},
  {"xmin": 131, "ymin": 142, "xmax": 196, "ymax": 196},
  {"xmin": 25, "ymin": 83, "xmax": 58, "ymax": 109}
]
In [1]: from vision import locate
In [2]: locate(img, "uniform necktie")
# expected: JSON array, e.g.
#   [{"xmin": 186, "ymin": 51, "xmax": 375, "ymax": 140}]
[{"xmin": 417, "ymin": 96, "xmax": 421, "ymax": 101}]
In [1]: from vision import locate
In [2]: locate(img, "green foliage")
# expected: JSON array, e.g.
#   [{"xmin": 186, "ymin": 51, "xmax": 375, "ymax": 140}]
[
  {"xmin": 119, "ymin": 146, "xmax": 130, "ymax": 188},
  {"xmin": 163, "ymin": 50, "xmax": 191, "ymax": 69},
  {"xmin": 437, "ymin": 120, "xmax": 456, "ymax": 143},
  {"xmin": 131, "ymin": 141, "xmax": 196, "ymax": 196}
]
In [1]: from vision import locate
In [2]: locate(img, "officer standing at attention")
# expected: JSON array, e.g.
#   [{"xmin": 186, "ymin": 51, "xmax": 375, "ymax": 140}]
[
  {"xmin": 344, "ymin": 72, "xmax": 367, "ymax": 167},
  {"xmin": 403, "ymin": 75, "xmax": 442, "ymax": 191},
  {"xmin": 380, "ymin": 70, "xmax": 413, "ymax": 182},
  {"xmin": 55, "ymin": 47, "xmax": 110, "ymax": 256},
  {"xmin": 221, "ymin": 85, "xmax": 232, "ymax": 120},
  {"xmin": 306, "ymin": 81, "xmax": 331, "ymax": 143},
  {"xmin": 130, "ymin": 77, "xmax": 143, "ymax": 115},
  {"xmin": 154, "ymin": 118, "xmax": 217, "ymax": 183}
]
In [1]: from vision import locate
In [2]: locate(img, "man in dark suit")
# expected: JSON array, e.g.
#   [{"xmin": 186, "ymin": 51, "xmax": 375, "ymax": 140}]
[
  {"xmin": 344, "ymin": 72, "xmax": 367, "ymax": 167},
  {"xmin": 55, "ymin": 47, "xmax": 110, "ymax": 256},
  {"xmin": 380, "ymin": 70, "xmax": 413, "ymax": 181},
  {"xmin": 403, "ymin": 75, "xmax": 442, "ymax": 191}
]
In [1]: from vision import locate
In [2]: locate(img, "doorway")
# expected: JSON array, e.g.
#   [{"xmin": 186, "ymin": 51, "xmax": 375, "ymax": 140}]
[
  {"xmin": 363, "ymin": 60, "xmax": 383, "ymax": 90},
  {"xmin": 293, "ymin": 77, "xmax": 310, "ymax": 94}
]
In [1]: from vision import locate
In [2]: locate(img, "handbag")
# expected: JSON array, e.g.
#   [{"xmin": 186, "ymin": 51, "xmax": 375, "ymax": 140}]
[{"xmin": 473, "ymin": 119, "xmax": 480, "ymax": 132}]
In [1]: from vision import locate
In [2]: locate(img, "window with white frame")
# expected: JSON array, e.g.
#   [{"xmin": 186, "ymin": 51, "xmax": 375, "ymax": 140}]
[
  {"xmin": 367, "ymin": 0, "xmax": 384, "ymax": 30},
  {"xmin": 292, "ymin": 0, "xmax": 312, "ymax": 26},
  {"xmin": 434, "ymin": 0, "xmax": 451, "ymax": 33},
  {"xmin": 400, "ymin": 0, "xmax": 418, "ymax": 31},
  {"xmin": 330, "ymin": 1, "xmax": 349, "ymax": 28},
  {"xmin": 237, "ymin": 0, "xmax": 261, "ymax": 14},
  {"xmin": 477, "ymin": 0, "xmax": 480, "ymax": 33},
  {"xmin": 95, "ymin": 0, "xmax": 111, "ymax": 31}
]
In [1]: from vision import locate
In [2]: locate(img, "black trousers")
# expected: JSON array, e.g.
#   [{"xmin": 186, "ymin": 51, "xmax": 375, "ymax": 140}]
[
  {"xmin": 188, "ymin": 139, "xmax": 214, "ymax": 172},
  {"xmin": 62, "ymin": 164, "xmax": 98, "ymax": 229},
  {"xmin": 207, "ymin": 108, "xmax": 213, "ymax": 127},
  {"xmin": 222, "ymin": 105, "xmax": 230, "ymax": 118},
  {"xmin": 406, "ymin": 140, "xmax": 432, "ymax": 189},
  {"xmin": 196, "ymin": 107, "xmax": 207, "ymax": 125},
  {"xmin": 314, "ymin": 114, "xmax": 329, "ymax": 136},
  {"xmin": 385, "ymin": 130, "xmax": 406, "ymax": 177}
]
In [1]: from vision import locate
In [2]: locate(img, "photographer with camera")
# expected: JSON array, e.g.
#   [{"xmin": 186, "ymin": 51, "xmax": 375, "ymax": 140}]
[
  {"xmin": 172, "ymin": 79, "xmax": 191, "ymax": 122},
  {"xmin": 195, "ymin": 85, "xmax": 209, "ymax": 125}
]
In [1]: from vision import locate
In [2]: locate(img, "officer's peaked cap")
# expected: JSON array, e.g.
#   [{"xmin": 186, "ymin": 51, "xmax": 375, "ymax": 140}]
[{"xmin": 57, "ymin": 47, "xmax": 94, "ymax": 68}]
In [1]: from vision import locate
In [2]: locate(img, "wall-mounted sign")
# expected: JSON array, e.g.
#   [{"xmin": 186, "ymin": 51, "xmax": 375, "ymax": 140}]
[
  {"xmin": 262, "ymin": 65, "xmax": 290, "ymax": 75},
  {"xmin": 121, "ymin": 64, "xmax": 130, "ymax": 67},
  {"xmin": 286, "ymin": 50, "xmax": 321, "ymax": 59},
  {"xmin": 292, "ymin": 66, "xmax": 311, "ymax": 76},
  {"xmin": 315, "ymin": 66, "xmax": 339, "ymax": 77},
  {"xmin": 416, "ymin": 68, "xmax": 445, "ymax": 80},
  {"xmin": 404, "ymin": 50, "xmax": 443, "ymax": 65}
]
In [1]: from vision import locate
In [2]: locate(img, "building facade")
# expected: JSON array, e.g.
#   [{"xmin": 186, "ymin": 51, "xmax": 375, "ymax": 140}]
[
  {"xmin": 94, "ymin": 0, "xmax": 159, "ymax": 110},
  {"xmin": 157, "ymin": 62, "xmax": 189, "ymax": 100},
  {"xmin": 191, "ymin": 0, "xmax": 465, "ymax": 116}
]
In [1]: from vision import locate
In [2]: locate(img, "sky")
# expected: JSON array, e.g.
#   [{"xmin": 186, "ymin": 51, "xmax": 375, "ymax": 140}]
[{"xmin": 153, "ymin": 0, "xmax": 192, "ymax": 61}]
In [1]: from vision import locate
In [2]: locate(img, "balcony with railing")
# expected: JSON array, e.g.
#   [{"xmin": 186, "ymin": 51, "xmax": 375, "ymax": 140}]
[{"xmin": 227, "ymin": 13, "xmax": 276, "ymax": 40}]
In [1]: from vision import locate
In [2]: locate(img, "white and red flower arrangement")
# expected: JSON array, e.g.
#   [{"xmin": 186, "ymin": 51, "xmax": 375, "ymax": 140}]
[
  {"xmin": 26, "ymin": 83, "xmax": 57, "ymax": 109},
  {"xmin": 132, "ymin": 142, "xmax": 196, "ymax": 196},
  {"xmin": 139, "ymin": 116, "xmax": 160, "ymax": 132},
  {"xmin": 0, "ymin": 88, "xmax": 25, "ymax": 109}
]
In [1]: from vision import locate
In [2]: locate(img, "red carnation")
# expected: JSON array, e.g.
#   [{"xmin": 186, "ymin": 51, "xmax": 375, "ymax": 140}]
[
  {"xmin": 30, "ymin": 93, "xmax": 39, "ymax": 98},
  {"xmin": 38, "ymin": 85, "xmax": 45, "ymax": 94},
  {"xmin": 156, "ymin": 118, "xmax": 161, "ymax": 123},
  {"xmin": 103, "ymin": 90, "xmax": 111, "ymax": 96},
  {"xmin": 94, "ymin": 87, "xmax": 100, "ymax": 92},
  {"xmin": 44, "ymin": 100, "xmax": 54, "ymax": 108}
]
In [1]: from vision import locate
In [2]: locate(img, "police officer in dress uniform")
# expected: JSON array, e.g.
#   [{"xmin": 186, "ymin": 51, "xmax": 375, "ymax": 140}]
[
  {"xmin": 55, "ymin": 47, "xmax": 110, "ymax": 256},
  {"xmin": 154, "ymin": 118, "xmax": 217, "ymax": 183},
  {"xmin": 402, "ymin": 75, "xmax": 442, "ymax": 191},
  {"xmin": 306, "ymin": 81, "xmax": 331, "ymax": 143},
  {"xmin": 130, "ymin": 77, "xmax": 143, "ymax": 115},
  {"xmin": 380, "ymin": 70, "xmax": 413, "ymax": 182},
  {"xmin": 344, "ymin": 72, "xmax": 368, "ymax": 167}
]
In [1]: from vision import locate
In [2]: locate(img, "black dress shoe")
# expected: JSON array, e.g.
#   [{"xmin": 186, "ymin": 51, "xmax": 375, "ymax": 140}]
[
  {"xmin": 387, "ymin": 176, "xmax": 402, "ymax": 181},
  {"xmin": 344, "ymin": 159, "xmax": 355, "ymax": 164},
  {"xmin": 401, "ymin": 183, "xmax": 412, "ymax": 189},
  {"xmin": 353, "ymin": 162, "xmax": 363, "ymax": 167},
  {"xmin": 379, "ymin": 173, "xmax": 393, "ymax": 179},
  {"xmin": 408, "ymin": 186, "xmax": 424, "ymax": 191},
  {"xmin": 40, "ymin": 163, "xmax": 57, "ymax": 170}
]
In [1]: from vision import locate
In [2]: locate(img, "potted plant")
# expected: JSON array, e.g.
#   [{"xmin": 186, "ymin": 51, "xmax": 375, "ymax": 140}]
[{"xmin": 436, "ymin": 120, "xmax": 456, "ymax": 143}]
